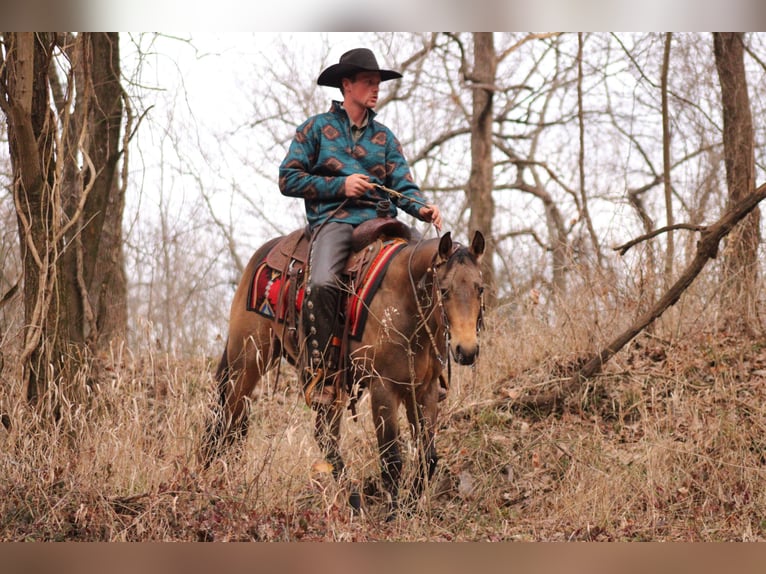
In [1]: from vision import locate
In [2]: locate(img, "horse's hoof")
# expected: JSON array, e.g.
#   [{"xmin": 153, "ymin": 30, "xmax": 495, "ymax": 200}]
[{"xmin": 349, "ymin": 491, "xmax": 362, "ymax": 513}]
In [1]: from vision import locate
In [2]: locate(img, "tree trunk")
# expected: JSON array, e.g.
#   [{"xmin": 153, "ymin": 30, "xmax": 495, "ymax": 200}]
[
  {"xmin": 576, "ymin": 33, "xmax": 602, "ymax": 267},
  {"xmin": 713, "ymin": 32, "xmax": 759, "ymax": 333},
  {"xmin": 2, "ymin": 33, "xmax": 57, "ymax": 404},
  {"xmin": 71, "ymin": 33, "xmax": 126, "ymax": 349},
  {"xmin": 1, "ymin": 32, "xmax": 126, "ymax": 411},
  {"xmin": 467, "ymin": 32, "xmax": 497, "ymax": 305},
  {"xmin": 661, "ymin": 32, "xmax": 675, "ymax": 289}
]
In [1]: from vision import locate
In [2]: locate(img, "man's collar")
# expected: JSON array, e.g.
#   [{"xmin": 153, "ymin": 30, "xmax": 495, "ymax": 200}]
[{"xmin": 330, "ymin": 100, "xmax": 377, "ymax": 125}]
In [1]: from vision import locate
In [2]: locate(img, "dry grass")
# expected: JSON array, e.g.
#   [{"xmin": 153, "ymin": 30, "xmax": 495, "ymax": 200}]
[{"xmin": 2, "ymin": 287, "xmax": 766, "ymax": 541}]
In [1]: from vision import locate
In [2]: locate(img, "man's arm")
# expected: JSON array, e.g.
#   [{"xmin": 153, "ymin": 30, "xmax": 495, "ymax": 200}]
[
  {"xmin": 385, "ymin": 131, "xmax": 437, "ymax": 224},
  {"xmin": 279, "ymin": 118, "xmax": 346, "ymax": 200}
]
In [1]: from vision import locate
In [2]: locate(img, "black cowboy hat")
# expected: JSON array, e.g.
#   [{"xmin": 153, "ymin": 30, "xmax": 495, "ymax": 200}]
[{"xmin": 317, "ymin": 48, "xmax": 402, "ymax": 88}]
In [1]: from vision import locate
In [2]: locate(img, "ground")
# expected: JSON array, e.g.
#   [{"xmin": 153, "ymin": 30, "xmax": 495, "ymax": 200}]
[{"xmin": 1, "ymin": 327, "xmax": 765, "ymax": 541}]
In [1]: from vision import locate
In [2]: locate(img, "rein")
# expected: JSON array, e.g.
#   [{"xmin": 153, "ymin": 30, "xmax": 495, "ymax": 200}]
[
  {"xmin": 414, "ymin": 244, "xmax": 486, "ymax": 385},
  {"xmin": 373, "ymin": 183, "xmax": 430, "ymax": 210},
  {"xmin": 373, "ymin": 182, "xmax": 451, "ymax": 375},
  {"xmin": 412, "ymin": 246, "xmax": 453, "ymax": 380}
]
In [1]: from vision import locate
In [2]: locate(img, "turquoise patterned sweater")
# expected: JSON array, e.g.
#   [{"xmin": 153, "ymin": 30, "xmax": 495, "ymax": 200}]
[{"xmin": 279, "ymin": 101, "xmax": 429, "ymax": 229}]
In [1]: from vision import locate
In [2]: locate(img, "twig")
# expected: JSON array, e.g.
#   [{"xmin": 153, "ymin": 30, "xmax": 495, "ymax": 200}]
[{"xmin": 0, "ymin": 281, "xmax": 20, "ymax": 308}]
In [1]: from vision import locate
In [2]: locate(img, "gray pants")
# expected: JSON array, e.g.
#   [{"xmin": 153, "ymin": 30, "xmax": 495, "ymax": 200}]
[{"xmin": 303, "ymin": 221, "xmax": 353, "ymax": 370}]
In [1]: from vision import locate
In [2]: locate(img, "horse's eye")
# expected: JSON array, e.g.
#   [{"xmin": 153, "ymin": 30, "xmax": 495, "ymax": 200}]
[
  {"xmin": 477, "ymin": 285, "xmax": 484, "ymax": 296},
  {"xmin": 440, "ymin": 288, "xmax": 450, "ymax": 300}
]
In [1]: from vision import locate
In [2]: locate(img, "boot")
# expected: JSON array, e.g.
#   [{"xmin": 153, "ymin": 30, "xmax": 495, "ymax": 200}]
[{"xmin": 301, "ymin": 286, "xmax": 340, "ymax": 408}]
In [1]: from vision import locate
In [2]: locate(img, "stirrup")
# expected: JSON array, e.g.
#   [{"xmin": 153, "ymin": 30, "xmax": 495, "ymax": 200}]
[{"xmin": 303, "ymin": 367, "xmax": 336, "ymax": 407}]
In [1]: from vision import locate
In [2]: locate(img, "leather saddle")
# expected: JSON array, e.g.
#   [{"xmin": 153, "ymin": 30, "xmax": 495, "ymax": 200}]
[
  {"xmin": 265, "ymin": 217, "xmax": 414, "ymax": 274},
  {"xmin": 260, "ymin": 217, "xmax": 415, "ymax": 344}
]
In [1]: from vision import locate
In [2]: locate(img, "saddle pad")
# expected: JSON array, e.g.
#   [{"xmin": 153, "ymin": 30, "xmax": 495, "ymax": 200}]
[
  {"xmin": 246, "ymin": 239, "xmax": 406, "ymax": 339},
  {"xmin": 347, "ymin": 239, "xmax": 407, "ymax": 340},
  {"xmin": 246, "ymin": 263, "xmax": 304, "ymax": 321}
]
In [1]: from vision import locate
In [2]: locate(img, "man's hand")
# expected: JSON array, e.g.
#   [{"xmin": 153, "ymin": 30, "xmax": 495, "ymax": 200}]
[
  {"xmin": 344, "ymin": 173, "xmax": 373, "ymax": 198},
  {"xmin": 419, "ymin": 204, "xmax": 443, "ymax": 232}
]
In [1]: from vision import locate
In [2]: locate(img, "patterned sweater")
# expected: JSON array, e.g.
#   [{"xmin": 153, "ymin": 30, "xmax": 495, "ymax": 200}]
[{"xmin": 279, "ymin": 100, "xmax": 428, "ymax": 229}]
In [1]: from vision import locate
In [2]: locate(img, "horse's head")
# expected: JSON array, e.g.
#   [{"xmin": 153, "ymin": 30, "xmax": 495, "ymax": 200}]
[{"xmin": 433, "ymin": 230, "xmax": 486, "ymax": 365}]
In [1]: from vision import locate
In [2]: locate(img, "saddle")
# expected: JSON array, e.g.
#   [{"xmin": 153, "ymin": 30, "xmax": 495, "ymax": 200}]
[
  {"xmin": 264, "ymin": 225, "xmax": 311, "ymax": 273},
  {"xmin": 263, "ymin": 217, "xmax": 413, "ymax": 272},
  {"xmin": 250, "ymin": 217, "xmax": 415, "ymax": 347}
]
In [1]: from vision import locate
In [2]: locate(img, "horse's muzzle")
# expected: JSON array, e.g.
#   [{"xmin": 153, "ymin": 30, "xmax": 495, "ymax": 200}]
[{"xmin": 452, "ymin": 343, "xmax": 479, "ymax": 365}]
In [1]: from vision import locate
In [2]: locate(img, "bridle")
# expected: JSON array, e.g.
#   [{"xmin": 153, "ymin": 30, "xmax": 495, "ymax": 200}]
[{"xmin": 415, "ymin": 245, "xmax": 485, "ymax": 384}]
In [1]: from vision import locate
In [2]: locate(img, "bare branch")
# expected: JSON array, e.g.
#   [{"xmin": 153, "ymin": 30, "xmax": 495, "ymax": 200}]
[
  {"xmin": 497, "ymin": 32, "xmax": 562, "ymax": 63},
  {"xmin": 0, "ymin": 280, "xmax": 19, "ymax": 308},
  {"xmin": 613, "ymin": 223, "xmax": 706, "ymax": 256},
  {"xmin": 497, "ymin": 228, "xmax": 550, "ymax": 251},
  {"xmin": 576, "ymin": 181, "xmax": 766, "ymax": 382}
]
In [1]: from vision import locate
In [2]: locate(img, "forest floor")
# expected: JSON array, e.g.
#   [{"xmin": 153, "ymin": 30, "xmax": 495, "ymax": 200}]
[{"xmin": 1, "ymin": 324, "xmax": 765, "ymax": 541}]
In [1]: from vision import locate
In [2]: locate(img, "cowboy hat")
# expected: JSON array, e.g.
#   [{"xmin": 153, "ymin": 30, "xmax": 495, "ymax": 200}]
[{"xmin": 317, "ymin": 48, "xmax": 402, "ymax": 88}]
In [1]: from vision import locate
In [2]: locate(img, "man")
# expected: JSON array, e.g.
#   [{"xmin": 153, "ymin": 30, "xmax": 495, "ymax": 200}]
[{"xmin": 279, "ymin": 47, "xmax": 442, "ymax": 407}]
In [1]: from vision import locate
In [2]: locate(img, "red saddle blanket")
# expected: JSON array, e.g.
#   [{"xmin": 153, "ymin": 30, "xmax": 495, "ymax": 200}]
[{"xmin": 247, "ymin": 239, "xmax": 406, "ymax": 340}]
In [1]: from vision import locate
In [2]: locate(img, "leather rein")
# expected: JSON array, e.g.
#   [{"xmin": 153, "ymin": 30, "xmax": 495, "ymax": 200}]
[{"xmin": 414, "ymin": 244, "xmax": 485, "ymax": 387}]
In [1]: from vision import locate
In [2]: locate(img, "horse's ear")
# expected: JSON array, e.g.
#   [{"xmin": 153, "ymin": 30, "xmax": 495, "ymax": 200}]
[
  {"xmin": 438, "ymin": 232, "xmax": 453, "ymax": 261},
  {"xmin": 471, "ymin": 231, "xmax": 485, "ymax": 261}
]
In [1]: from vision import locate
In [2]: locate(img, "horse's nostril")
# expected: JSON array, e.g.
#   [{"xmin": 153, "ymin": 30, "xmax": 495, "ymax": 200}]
[{"xmin": 453, "ymin": 345, "xmax": 478, "ymax": 365}]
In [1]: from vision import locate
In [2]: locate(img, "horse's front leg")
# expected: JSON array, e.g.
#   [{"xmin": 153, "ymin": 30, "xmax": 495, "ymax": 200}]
[
  {"xmin": 313, "ymin": 403, "xmax": 361, "ymax": 512},
  {"xmin": 371, "ymin": 386, "xmax": 402, "ymax": 520},
  {"xmin": 403, "ymin": 380, "xmax": 439, "ymax": 513}
]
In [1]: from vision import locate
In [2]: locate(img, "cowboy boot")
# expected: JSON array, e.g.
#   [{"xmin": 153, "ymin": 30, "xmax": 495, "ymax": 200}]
[{"xmin": 301, "ymin": 284, "xmax": 340, "ymax": 407}]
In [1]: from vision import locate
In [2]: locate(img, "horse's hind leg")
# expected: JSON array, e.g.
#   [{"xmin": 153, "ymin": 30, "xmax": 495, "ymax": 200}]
[
  {"xmin": 201, "ymin": 332, "xmax": 277, "ymax": 466},
  {"xmin": 314, "ymin": 403, "xmax": 361, "ymax": 512}
]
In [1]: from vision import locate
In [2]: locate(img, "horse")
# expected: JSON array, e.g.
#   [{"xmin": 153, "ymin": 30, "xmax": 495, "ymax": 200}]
[{"xmin": 201, "ymin": 223, "xmax": 485, "ymax": 519}]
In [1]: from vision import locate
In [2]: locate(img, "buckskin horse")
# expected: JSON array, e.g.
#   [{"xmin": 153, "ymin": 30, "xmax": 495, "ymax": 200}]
[{"xmin": 201, "ymin": 219, "xmax": 485, "ymax": 518}]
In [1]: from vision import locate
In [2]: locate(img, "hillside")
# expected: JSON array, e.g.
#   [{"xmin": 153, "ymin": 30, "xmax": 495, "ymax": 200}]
[{"xmin": 1, "ymin": 316, "xmax": 764, "ymax": 541}]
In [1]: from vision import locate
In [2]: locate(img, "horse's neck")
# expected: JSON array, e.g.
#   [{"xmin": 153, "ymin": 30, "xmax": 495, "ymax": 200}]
[
  {"xmin": 404, "ymin": 240, "xmax": 448, "ymax": 358},
  {"xmin": 407, "ymin": 239, "xmax": 439, "ymax": 279},
  {"xmin": 407, "ymin": 239, "xmax": 442, "ymax": 314}
]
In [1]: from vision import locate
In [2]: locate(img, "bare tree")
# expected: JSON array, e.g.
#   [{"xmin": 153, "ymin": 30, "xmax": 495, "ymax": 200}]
[
  {"xmin": 661, "ymin": 32, "xmax": 675, "ymax": 288},
  {"xmin": 577, "ymin": 33, "xmax": 603, "ymax": 268},
  {"xmin": 0, "ymin": 33, "xmax": 127, "ymax": 409},
  {"xmin": 713, "ymin": 32, "xmax": 760, "ymax": 333},
  {"xmin": 602, "ymin": 34, "xmax": 730, "ymax": 308},
  {"xmin": 494, "ymin": 33, "xmax": 579, "ymax": 300},
  {"xmin": 465, "ymin": 32, "xmax": 497, "ymax": 302}
]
